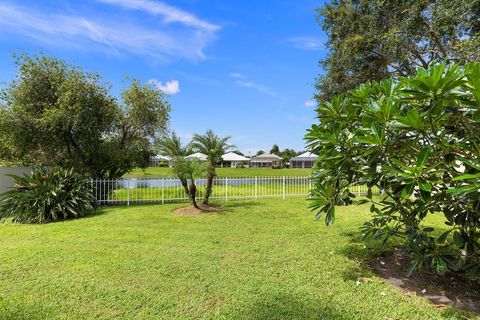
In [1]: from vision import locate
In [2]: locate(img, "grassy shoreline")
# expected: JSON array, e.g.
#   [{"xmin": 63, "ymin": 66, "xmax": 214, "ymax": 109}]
[{"xmin": 126, "ymin": 167, "xmax": 313, "ymax": 178}]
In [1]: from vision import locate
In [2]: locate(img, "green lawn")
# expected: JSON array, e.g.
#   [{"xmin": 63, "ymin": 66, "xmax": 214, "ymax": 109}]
[
  {"xmin": 126, "ymin": 167, "xmax": 312, "ymax": 177},
  {"xmin": 0, "ymin": 199, "xmax": 476, "ymax": 319}
]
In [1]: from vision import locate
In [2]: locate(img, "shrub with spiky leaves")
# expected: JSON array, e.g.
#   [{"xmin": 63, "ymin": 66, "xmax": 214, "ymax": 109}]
[
  {"xmin": 0, "ymin": 167, "xmax": 96, "ymax": 224},
  {"xmin": 306, "ymin": 62, "xmax": 480, "ymax": 278}
]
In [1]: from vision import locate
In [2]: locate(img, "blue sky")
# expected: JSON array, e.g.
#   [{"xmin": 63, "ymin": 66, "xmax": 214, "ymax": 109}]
[{"xmin": 0, "ymin": 0, "xmax": 327, "ymax": 156}]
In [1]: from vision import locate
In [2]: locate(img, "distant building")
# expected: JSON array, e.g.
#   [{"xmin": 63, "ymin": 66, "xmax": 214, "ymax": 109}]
[
  {"xmin": 150, "ymin": 155, "xmax": 172, "ymax": 167},
  {"xmin": 220, "ymin": 152, "xmax": 250, "ymax": 168},
  {"xmin": 185, "ymin": 152, "xmax": 208, "ymax": 161},
  {"xmin": 250, "ymin": 153, "xmax": 282, "ymax": 168},
  {"xmin": 289, "ymin": 152, "xmax": 317, "ymax": 168}
]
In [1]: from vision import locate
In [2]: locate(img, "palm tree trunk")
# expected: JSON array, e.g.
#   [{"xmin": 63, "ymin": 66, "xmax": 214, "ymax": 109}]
[
  {"xmin": 180, "ymin": 178, "xmax": 191, "ymax": 200},
  {"xmin": 189, "ymin": 180, "xmax": 198, "ymax": 208},
  {"xmin": 203, "ymin": 164, "xmax": 215, "ymax": 204}
]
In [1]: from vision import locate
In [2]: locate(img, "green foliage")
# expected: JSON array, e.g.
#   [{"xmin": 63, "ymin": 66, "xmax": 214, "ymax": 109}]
[
  {"xmin": 171, "ymin": 157, "xmax": 206, "ymax": 208},
  {"xmin": 270, "ymin": 144, "xmax": 280, "ymax": 155},
  {"xmin": 316, "ymin": 0, "xmax": 480, "ymax": 102},
  {"xmin": 306, "ymin": 62, "xmax": 480, "ymax": 277},
  {"xmin": 191, "ymin": 129, "xmax": 233, "ymax": 204},
  {"xmin": 0, "ymin": 167, "xmax": 95, "ymax": 224},
  {"xmin": 268, "ymin": 145, "xmax": 299, "ymax": 166},
  {"xmin": 155, "ymin": 131, "xmax": 191, "ymax": 157},
  {"xmin": 0, "ymin": 54, "xmax": 170, "ymax": 178}
]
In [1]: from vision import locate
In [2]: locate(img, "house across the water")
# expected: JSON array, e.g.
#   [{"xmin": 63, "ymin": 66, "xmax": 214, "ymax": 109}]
[
  {"xmin": 185, "ymin": 152, "xmax": 208, "ymax": 161},
  {"xmin": 219, "ymin": 152, "xmax": 250, "ymax": 168},
  {"xmin": 289, "ymin": 152, "xmax": 317, "ymax": 168},
  {"xmin": 249, "ymin": 153, "xmax": 282, "ymax": 168}
]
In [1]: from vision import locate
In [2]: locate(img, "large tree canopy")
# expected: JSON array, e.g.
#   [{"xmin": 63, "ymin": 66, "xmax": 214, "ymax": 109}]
[
  {"xmin": 0, "ymin": 54, "xmax": 170, "ymax": 178},
  {"xmin": 306, "ymin": 62, "xmax": 480, "ymax": 277},
  {"xmin": 315, "ymin": 0, "xmax": 480, "ymax": 102}
]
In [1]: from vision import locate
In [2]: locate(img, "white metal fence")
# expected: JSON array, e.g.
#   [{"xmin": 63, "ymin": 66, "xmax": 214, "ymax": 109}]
[{"xmin": 92, "ymin": 176, "xmax": 376, "ymax": 206}]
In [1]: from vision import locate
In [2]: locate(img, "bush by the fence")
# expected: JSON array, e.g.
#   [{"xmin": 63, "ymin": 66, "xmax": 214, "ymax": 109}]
[{"xmin": 0, "ymin": 167, "xmax": 95, "ymax": 224}]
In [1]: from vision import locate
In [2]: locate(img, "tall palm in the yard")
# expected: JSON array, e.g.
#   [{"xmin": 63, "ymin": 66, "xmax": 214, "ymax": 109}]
[
  {"xmin": 156, "ymin": 132, "xmax": 192, "ymax": 197},
  {"xmin": 191, "ymin": 129, "xmax": 233, "ymax": 204}
]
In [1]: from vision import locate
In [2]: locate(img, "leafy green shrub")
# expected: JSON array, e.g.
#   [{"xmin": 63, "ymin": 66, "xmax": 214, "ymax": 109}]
[
  {"xmin": 306, "ymin": 62, "xmax": 480, "ymax": 277},
  {"xmin": 0, "ymin": 167, "xmax": 95, "ymax": 224}
]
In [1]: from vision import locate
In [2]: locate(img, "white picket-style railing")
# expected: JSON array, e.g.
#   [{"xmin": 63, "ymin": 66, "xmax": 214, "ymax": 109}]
[{"xmin": 92, "ymin": 176, "xmax": 377, "ymax": 206}]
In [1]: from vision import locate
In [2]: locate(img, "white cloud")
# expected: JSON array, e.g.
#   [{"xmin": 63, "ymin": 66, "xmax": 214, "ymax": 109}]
[
  {"xmin": 97, "ymin": 0, "xmax": 219, "ymax": 32},
  {"xmin": 229, "ymin": 73, "xmax": 277, "ymax": 97},
  {"xmin": 304, "ymin": 99, "xmax": 316, "ymax": 107},
  {"xmin": 288, "ymin": 36, "xmax": 324, "ymax": 50},
  {"xmin": 228, "ymin": 72, "xmax": 244, "ymax": 79},
  {"xmin": 149, "ymin": 79, "xmax": 180, "ymax": 95},
  {"xmin": 0, "ymin": 2, "xmax": 219, "ymax": 61}
]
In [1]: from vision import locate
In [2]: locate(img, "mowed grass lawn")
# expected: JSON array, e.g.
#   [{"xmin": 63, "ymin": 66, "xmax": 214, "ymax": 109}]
[
  {"xmin": 0, "ymin": 199, "xmax": 476, "ymax": 319},
  {"xmin": 126, "ymin": 167, "xmax": 312, "ymax": 177}
]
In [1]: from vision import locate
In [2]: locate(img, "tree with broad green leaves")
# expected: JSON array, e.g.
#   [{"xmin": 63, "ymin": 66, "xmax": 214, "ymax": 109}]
[
  {"xmin": 0, "ymin": 54, "xmax": 170, "ymax": 179},
  {"xmin": 315, "ymin": 0, "xmax": 480, "ymax": 103},
  {"xmin": 306, "ymin": 62, "xmax": 480, "ymax": 278},
  {"xmin": 191, "ymin": 129, "xmax": 233, "ymax": 205}
]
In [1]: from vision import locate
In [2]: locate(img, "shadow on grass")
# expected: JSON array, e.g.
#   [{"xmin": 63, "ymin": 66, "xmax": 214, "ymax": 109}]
[
  {"xmin": 338, "ymin": 231, "xmax": 480, "ymax": 317},
  {"xmin": 245, "ymin": 292, "xmax": 351, "ymax": 320},
  {"xmin": 221, "ymin": 200, "xmax": 262, "ymax": 211}
]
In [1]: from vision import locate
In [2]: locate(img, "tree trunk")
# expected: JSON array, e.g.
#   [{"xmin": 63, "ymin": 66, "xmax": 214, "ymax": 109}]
[
  {"xmin": 189, "ymin": 180, "xmax": 198, "ymax": 208},
  {"xmin": 203, "ymin": 165, "xmax": 215, "ymax": 204},
  {"xmin": 180, "ymin": 178, "xmax": 191, "ymax": 200}
]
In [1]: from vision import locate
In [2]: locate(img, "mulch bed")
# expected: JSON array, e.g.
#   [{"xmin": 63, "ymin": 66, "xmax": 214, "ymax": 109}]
[
  {"xmin": 369, "ymin": 249, "xmax": 480, "ymax": 314},
  {"xmin": 172, "ymin": 203, "xmax": 223, "ymax": 216}
]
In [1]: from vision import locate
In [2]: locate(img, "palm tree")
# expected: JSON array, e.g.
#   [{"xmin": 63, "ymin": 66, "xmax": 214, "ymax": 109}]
[
  {"xmin": 156, "ymin": 132, "xmax": 192, "ymax": 197},
  {"xmin": 171, "ymin": 158, "xmax": 205, "ymax": 208},
  {"xmin": 191, "ymin": 129, "xmax": 233, "ymax": 204}
]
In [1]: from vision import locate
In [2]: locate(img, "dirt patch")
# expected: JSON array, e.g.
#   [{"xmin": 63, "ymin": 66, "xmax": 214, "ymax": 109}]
[
  {"xmin": 173, "ymin": 203, "xmax": 223, "ymax": 216},
  {"xmin": 369, "ymin": 249, "xmax": 480, "ymax": 314}
]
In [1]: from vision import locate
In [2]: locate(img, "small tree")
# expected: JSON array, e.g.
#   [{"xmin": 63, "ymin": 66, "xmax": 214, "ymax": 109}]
[
  {"xmin": 171, "ymin": 158, "xmax": 205, "ymax": 208},
  {"xmin": 191, "ymin": 129, "xmax": 233, "ymax": 204},
  {"xmin": 306, "ymin": 62, "xmax": 480, "ymax": 277},
  {"xmin": 156, "ymin": 132, "xmax": 192, "ymax": 197}
]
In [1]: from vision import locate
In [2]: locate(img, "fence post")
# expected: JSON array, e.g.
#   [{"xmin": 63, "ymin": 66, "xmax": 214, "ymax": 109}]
[
  {"xmin": 283, "ymin": 176, "xmax": 286, "ymax": 199},
  {"xmin": 255, "ymin": 176, "xmax": 258, "ymax": 200},
  {"xmin": 161, "ymin": 179, "xmax": 164, "ymax": 204},
  {"xmin": 127, "ymin": 179, "xmax": 130, "ymax": 206},
  {"xmin": 357, "ymin": 185, "xmax": 360, "ymax": 195},
  {"xmin": 225, "ymin": 177, "xmax": 228, "ymax": 202}
]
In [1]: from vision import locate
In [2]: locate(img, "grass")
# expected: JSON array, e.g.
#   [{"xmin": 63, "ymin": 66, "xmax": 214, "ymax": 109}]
[
  {"xmin": 0, "ymin": 199, "xmax": 476, "ymax": 319},
  {"xmin": 126, "ymin": 167, "xmax": 312, "ymax": 177}
]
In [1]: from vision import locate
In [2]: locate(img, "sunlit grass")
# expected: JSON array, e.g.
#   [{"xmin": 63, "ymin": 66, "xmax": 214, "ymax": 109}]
[{"xmin": 0, "ymin": 199, "xmax": 475, "ymax": 319}]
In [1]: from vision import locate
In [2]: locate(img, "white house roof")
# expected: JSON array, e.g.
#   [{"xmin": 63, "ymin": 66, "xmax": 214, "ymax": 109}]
[
  {"xmin": 250, "ymin": 153, "xmax": 282, "ymax": 162},
  {"xmin": 153, "ymin": 155, "xmax": 171, "ymax": 161},
  {"xmin": 185, "ymin": 152, "xmax": 208, "ymax": 161},
  {"xmin": 291, "ymin": 152, "xmax": 318, "ymax": 161},
  {"xmin": 222, "ymin": 152, "xmax": 250, "ymax": 162}
]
